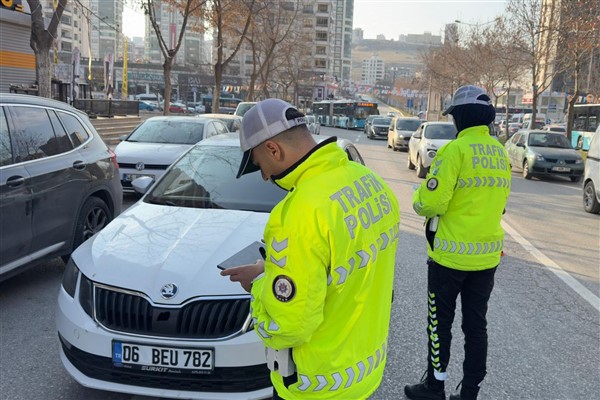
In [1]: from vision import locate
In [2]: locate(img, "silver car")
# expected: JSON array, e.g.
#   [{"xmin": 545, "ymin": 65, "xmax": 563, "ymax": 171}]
[
  {"xmin": 306, "ymin": 115, "xmax": 321, "ymax": 135},
  {"xmin": 116, "ymin": 116, "xmax": 229, "ymax": 193},
  {"xmin": 407, "ymin": 122, "xmax": 457, "ymax": 178},
  {"xmin": 387, "ymin": 117, "xmax": 422, "ymax": 151},
  {"xmin": 583, "ymin": 126, "xmax": 600, "ymax": 213}
]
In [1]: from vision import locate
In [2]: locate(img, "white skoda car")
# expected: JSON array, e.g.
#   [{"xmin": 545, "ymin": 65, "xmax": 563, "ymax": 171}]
[
  {"xmin": 407, "ymin": 121, "xmax": 457, "ymax": 178},
  {"xmin": 56, "ymin": 133, "xmax": 364, "ymax": 399}
]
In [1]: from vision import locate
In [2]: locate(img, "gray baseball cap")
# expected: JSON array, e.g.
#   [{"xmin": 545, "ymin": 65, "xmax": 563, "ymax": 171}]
[
  {"xmin": 442, "ymin": 85, "xmax": 492, "ymax": 116},
  {"xmin": 236, "ymin": 98, "xmax": 307, "ymax": 178}
]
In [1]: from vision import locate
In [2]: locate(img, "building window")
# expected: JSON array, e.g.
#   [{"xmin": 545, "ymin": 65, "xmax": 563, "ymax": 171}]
[
  {"xmin": 317, "ymin": 4, "xmax": 328, "ymax": 12},
  {"xmin": 303, "ymin": 4, "xmax": 313, "ymax": 13},
  {"xmin": 303, "ymin": 18, "xmax": 313, "ymax": 27},
  {"xmin": 316, "ymin": 46, "xmax": 326, "ymax": 55},
  {"xmin": 316, "ymin": 17, "xmax": 328, "ymax": 28},
  {"xmin": 315, "ymin": 59, "xmax": 326, "ymax": 68},
  {"xmin": 316, "ymin": 32, "xmax": 328, "ymax": 42}
]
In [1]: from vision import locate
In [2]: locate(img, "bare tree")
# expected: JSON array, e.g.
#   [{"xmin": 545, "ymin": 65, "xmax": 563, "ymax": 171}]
[
  {"xmin": 27, "ymin": 0, "xmax": 68, "ymax": 98},
  {"xmin": 555, "ymin": 0, "xmax": 600, "ymax": 142},
  {"xmin": 507, "ymin": 0, "xmax": 562, "ymax": 124},
  {"xmin": 205, "ymin": 0, "xmax": 256, "ymax": 112},
  {"xmin": 139, "ymin": 0, "xmax": 206, "ymax": 115}
]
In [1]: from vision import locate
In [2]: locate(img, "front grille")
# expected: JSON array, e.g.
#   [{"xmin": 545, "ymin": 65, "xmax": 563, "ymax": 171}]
[
  {"xmin": 59, "ymin": 334, "xmax": 271, "ymax": 393},
  {"xmin": 544, "ymin": 158, "xmax": 578, "ymax": 164},
  {"xmin": 118, "ymin": 163, "xmax": 169, "ymax": 170},
  {"xmin": 94, "ymin": 286, "xmax": 250, "ymax": 339}
]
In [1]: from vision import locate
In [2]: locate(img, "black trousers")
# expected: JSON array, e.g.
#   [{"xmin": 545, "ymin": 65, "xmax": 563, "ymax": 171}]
[{"xmin": 426, "ymin": 259, "xmax": 497, "ymax": 388}]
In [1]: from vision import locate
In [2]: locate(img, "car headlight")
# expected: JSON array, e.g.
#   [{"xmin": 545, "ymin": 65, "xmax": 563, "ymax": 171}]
[
  {"xmin": 427, "ymin": 150, "xmax": 437, "ymax": 159},
  {"xmin": 79, "ymin": 273, "xmax": 95, "ymax": 319},
  {"xmin": 62, "ymin": 258, "xmax": 80, "ymax": 298},
  {"xmin": 534, "ymin": 153, "xmax": 545, "ymax": 161},
  {"xmin": 575, "ymin": 159, "xmax": 583, "ymax": 164}
]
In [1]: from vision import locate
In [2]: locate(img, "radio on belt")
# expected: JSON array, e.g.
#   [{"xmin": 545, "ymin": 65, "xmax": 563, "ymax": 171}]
[{"xmin": 266, "ymin": 347, "xmax": 296, "ymax": 377}]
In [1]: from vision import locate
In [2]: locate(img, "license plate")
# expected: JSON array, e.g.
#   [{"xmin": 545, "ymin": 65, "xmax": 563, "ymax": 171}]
[
  {"xmin": 552, "ymin": 166, "xmax": 570, "ymax": 172},
  {"xmin": 123, "ymin": 173, "xmax": 154, "ymax": 182},
  {"xmin": 112, "ymin": 341, "xmax": 214, "ymax": 374}
]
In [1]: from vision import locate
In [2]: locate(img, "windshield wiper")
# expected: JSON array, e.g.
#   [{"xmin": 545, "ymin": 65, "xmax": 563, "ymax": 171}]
[{"xmin": 147, "ymin": 197, "xmax": 177, "ymax": 207}]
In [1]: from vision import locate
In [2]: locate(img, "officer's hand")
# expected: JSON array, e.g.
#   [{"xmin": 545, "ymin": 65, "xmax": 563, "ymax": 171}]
[{"xmin": 220, "ymin": 260, "xmax": 265, "ymax": 293}]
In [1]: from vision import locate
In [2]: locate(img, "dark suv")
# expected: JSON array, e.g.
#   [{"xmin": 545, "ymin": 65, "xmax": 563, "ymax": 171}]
[{"xmin": 0, "ymin": 94, "xmax": 122, "ymax": 281}]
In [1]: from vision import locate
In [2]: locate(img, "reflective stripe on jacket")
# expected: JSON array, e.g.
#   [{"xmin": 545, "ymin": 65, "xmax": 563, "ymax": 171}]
[
  {"xmin": 412, "ymin": 125, "xmax": 511, "ymax": 270},
  {"xmin": 251, "ymin": 138, "xmax": 400, "ymax": 399}
]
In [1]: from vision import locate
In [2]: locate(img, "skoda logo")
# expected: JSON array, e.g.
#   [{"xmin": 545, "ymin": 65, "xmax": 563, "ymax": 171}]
[
  {"xmin": 160, "ymin": 283, "xmax": 178, "ymax": 299},
  {"xmin": 135, "ymin": 161, "xmax": 145, "ymax": 171}
]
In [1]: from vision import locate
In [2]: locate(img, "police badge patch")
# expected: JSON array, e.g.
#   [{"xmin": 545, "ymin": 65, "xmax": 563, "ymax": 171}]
[
  {"xmin": 272, "ymin": 275, "xmax": 296, "ymax": 302},
  {"xmin": 426, "ymin": 178, "xmax": 438, "ymax": 191}
]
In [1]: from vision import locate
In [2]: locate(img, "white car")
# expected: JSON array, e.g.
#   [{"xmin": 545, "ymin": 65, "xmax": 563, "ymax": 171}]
[
  {"xmin": 306, "ymin": 115, "xmax": 321, "ymax": 135},
  {"xmin": 115, "ymin": 116, "xmax": 229, "ymax": 193},
  {"xmin": 56, "ymin": 133, "xmax": 365, "ymax": 399},
  {"xmin": 387, "ymin": 117, "xmax": 422, "ymax": 151},
  {"xmin": 407, "ymin": 121, "xmax": 457, "ymax": 178},
  {"xmin": 583, "ymin": 125, "xmax": 600, "ymax": 213}
]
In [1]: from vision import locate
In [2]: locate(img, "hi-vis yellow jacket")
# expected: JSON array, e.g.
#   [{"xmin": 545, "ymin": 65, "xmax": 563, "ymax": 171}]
[
  {"xmin": 412, "ymin": 125, "xmax": 511, "ymax": 270},
  {"xmin": 250, "ymin": 137, "xmax": 400, "ymax": 399}
]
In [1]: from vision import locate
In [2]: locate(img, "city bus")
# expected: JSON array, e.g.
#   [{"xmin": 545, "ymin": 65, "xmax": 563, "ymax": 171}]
[
  {"xmin": 200, "ymin": 95, "xmax": 243, "ymax": 114},
  {"xmin": 572, "ymin": 104, "xmax": 599, "ymax": 150},
  {"xmin": 312, "ymin": 100, "xmax": 379, "ymax": 129}
]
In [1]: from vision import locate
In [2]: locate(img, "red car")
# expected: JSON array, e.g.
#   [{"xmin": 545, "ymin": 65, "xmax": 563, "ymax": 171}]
[{"xmin": 168, "ymin": 103, "xmax": 191, "ymax": 114}]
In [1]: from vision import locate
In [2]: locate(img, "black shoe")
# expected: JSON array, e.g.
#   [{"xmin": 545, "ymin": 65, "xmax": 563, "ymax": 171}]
[
  {"xmin": 404, "ymin": 381, "xmax": 446, "ymax": 400},
  {"xmin": 448, "ymin": 381, "xmax": 479, "ymax": 400}
]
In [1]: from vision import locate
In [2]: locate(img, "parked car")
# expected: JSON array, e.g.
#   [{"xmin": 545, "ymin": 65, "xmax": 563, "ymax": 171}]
[
  {"xmin": 234, "ymin": 101, "xmax": 257, "ymax": 117},
  {"xmin": 387, "ymin": 117, "xmax": 422, "ymax": 151},
  {"xmin": 407, "ymin": 121, "xmax": 457, "ymax": 178},
  {"xmin": 115, "ymin": 116, "xmax": 230, "ymax": 193},
  {"xmin": 367, "ymin": 116, "xmax": 392, "ymax": 140},
  {"xmin": 583, "ymin": 125, "xmax": 600, "ymax": 213},
  {"xmin": 138, "ymin": 100, "xmax": 156, "ymax": 111},
  {"xmin": 363, "ymin": 114, "xmax": 379, "ymax": 134},
  {"xmin": 522, "ymin": 120, "xmax": 546, "ymax": 130},
  {"xmin": 169, "ymin": 102, "xmax": 191, "ymax": 114},
  {"xmin": 56, "ymin": 133, "xmax": 365, "ymax": 400},
  {"xmin": 199, "ymin": 113, "xmax": 243, "ymax": 132},
  {"xmin": 504, "ymin": 130, "xmax": 584, "ymax": 182},
  {"xmin": 0, "ymin": 94, "xmax": 122, "ymax": 281},
  {"xmin": 306, "ymin": 114, "xmax": 321, "ymax": 135}
]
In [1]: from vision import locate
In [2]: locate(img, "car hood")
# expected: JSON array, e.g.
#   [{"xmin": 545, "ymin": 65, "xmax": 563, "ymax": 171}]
[
  {"xmin": 115, "ymin": 141, "xmax": 193, "ymax": 164},
  {"xmin": 72, "ymin": 202, "xmax": 269, "ymax": 304},
  {"xmin": 529, "ymin": 147, "xmax": 582, "ymax": 159},
  {"xmin": 396, "ymin": 130, "xmax": 414, "ymax": 136}
]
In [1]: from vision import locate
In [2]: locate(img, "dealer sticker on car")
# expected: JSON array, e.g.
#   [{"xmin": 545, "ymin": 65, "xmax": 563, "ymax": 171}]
[{"xmin": 113, "ymin": 341, "xmax": 214, "ymax": 374}]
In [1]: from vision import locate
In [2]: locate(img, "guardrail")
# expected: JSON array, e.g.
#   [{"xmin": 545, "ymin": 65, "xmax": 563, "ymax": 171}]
[{"xmin": 73, "ymin": 99, "xmax": 139, "ymax": 118}]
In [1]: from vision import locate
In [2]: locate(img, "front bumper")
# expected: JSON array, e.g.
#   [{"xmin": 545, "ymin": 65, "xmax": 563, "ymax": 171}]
[
  {"xmin": 530, "ymin": 160, "xmax": 584, "ymax": 178},
  {"xmin": 57, "ymin": 286, "xmax": 271, "ymax": 399}
]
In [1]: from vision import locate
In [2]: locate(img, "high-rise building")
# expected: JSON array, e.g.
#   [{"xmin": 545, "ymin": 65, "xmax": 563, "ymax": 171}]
[
  {"xmin": 143, "ymin": 1, "xmax": 206, "ymax": 67},
  {"xmin": 361, "ymin": 55, "xmax": 384, "ymax": 84}
]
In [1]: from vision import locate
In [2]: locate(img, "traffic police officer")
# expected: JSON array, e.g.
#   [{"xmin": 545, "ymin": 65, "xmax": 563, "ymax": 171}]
[
  {"xmin": 405, "ymin": 85, "xmax": 511, "ymax": 400},
  {"xmin": 221, "ymin": 98, "xmax": 401, "ymax": 399}
]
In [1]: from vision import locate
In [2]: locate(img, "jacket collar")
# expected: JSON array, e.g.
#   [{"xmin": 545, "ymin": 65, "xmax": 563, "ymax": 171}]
[
  {"xmin": 457, "ymin": 125, "xmax": 490, "ymax": 139},
  {"xmin": 271, "ymin": 136, "xmax": 339, "ymax": 191}
]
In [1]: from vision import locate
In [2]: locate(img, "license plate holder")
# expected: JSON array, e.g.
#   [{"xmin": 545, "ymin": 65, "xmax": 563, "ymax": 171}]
[
  {"xmin": 123, "ymin": 173, "xmax": 154, "ymax": 182},
  {"xmin": 552, "ymin": 166, "xmax": 570, "ymax": 172},
  {"xmin": 112, "ymin": 341, "xmax": 214, "ymax": 374}
]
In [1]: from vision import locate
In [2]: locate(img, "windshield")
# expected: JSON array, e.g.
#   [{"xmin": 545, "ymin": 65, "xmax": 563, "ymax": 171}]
[
  {"xmin": 396, "ymin": 119, "xmax": 422, "ymax": 131},
  {"xmin": 128, "ymin": 120, "xmax": 205, "ymax": 144},
  {"xmin": 373, "ymin": 117, "xmax": 392, "ymax": 126},
  {"xmin": 235, "ymin": 103, "xmax": 256, "ymax": 116},
  {"xmin": 144, "ymin": 145, "xmax": 286, "ymax": 212},
  {"xmin": 424, "ymin": 124, "xmax": 457, "ymax": 139},
  {"xmin": 528, "ymin": 133, "xmax": 572, "ymax": 148}
]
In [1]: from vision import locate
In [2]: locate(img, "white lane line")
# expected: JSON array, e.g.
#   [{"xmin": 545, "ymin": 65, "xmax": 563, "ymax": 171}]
[{"xmin": 502, "ymin": 220, "xmax": 600, "ymax": 312}]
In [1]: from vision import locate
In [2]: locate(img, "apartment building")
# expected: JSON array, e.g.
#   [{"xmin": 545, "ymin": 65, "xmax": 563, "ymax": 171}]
[{"xmin": 361, "ymin": 55, "xmax": 385, "ymax": 85}]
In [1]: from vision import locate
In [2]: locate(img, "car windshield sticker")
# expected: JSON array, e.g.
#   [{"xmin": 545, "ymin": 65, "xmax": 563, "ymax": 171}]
[
  {"xmin": 273, "ymin": 275, "xmax": 296, "ymax": 302},
  {"xmin": 427, "ymin": 178, "xmax": 438, "ymax": 191}
]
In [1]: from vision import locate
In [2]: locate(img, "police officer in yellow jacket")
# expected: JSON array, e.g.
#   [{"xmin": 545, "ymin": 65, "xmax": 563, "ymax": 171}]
[
  {"xmin": 221, "ymin": 98, "xmax": 400, "ymax": 399},
  {"xmin": 405, "ymin": 86, "xmax": 511, "ymax": 400}
]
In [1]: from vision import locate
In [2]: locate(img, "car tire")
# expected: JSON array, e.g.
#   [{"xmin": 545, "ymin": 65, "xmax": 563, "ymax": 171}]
[
  {"xmin": 522, "ymin": 160, "xmax": 532, "ymax": 180},
  {"xmin": 417, "ymin": 154, "xmax": 427, "ymax": 178},
  {"xmin": 583, "ymin": 181, "xmax": 600, "ymax": 213},
  {"xmin": 72, "ymin": 197, "xmax": 112, "ymax": 251},
  {"xmin": 407, "ymin": 153, "xmax": 416, "ymax": 170}
]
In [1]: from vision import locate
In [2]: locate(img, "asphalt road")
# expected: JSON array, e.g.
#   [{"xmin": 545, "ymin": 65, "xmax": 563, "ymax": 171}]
[{"xmin": 1, "ymin": 122, "xmax": 598, "ymax": 400}]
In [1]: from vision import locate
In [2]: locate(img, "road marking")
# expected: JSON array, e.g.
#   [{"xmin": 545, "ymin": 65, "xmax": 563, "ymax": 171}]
[{"xmin": 502, "ymin": 220, "xmax": 600, "ymax": 312}]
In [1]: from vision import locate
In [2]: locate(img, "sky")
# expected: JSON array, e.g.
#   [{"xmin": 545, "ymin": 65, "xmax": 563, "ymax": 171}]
[{"xmin": 123, "ymin": 0, "xmax": 509, "ymax": 40}]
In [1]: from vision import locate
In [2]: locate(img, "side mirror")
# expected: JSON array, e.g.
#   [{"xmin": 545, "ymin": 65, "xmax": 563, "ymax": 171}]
[
  {"xmin": 132, "ymin": 176, "xmax": 154, "ymax": 195},
  {"xmin": 516, "ymin": 143, "xmax": 525, "ymax": 148},
  {"xmin": 119, "ymin": 134, "xmax": 128, "ymax": 141}
]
